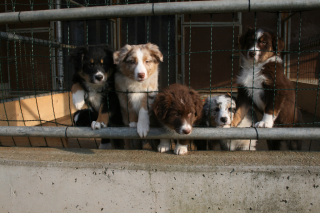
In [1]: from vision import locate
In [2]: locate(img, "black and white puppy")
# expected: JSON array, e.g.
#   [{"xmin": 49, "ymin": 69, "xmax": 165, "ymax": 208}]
[
  {"xmin": 70, "ymin": 45, "xmax": 123, "ymax": 149},
  {"xmin": 203, "ymin": 94, "xmax": 258, "ymax": 151}
]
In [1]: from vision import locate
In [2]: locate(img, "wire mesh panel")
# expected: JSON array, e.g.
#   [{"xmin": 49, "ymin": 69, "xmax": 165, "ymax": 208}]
[{"xmin": 0, "ymin": 0, "xmax": 320, "ymax": 151}]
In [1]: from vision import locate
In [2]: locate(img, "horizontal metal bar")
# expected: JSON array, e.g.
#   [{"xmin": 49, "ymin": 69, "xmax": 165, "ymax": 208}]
[
  {"xmin": 182, "ymin": 24, "xmax": 241, "ymax": 27},
  {"xmin": 0, "ymin": 31, "xmax": 76, "ymax": 49},
  {"xmin": 0, "ymin": 126, "xmax": 319, "ymax": 140},
  {"xmin": 1, "ymin": 0, "xmax": 320, "ymax": 24},
  {"xmin": 182, "ymin": 22, "xmax": 240, "ymax": 25}
]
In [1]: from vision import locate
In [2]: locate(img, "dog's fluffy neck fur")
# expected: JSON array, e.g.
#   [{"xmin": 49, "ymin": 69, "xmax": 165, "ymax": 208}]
[{"xmin": 237, "ymin": 55, "xmax": 282, "ymax": 111}]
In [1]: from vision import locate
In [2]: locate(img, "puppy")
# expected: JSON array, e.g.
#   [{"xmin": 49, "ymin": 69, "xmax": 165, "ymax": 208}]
[
  {"xmin": 70, "ymin": 45, "xmax": 123, "ymax": 148},
  {"xmin": 232, "ymin": 28, "xmax": 303, "ymax": 150},
  {"xmin": 113, "ymin": 43, "xmax": 163, "ymax": 148},
  {"xmin": 73, "ymin": 109, "xmax": 98, "ymax": 127},
  {"xmin": 202, "ymin": 94, "xmax": 257, "ymax": 151},
  {"xmin": 153, "ymin": 83, "xmax": 203, "ymax": 155}
]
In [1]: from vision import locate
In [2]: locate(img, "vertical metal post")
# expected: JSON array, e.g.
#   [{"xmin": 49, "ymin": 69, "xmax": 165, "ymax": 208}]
[
  {"xmin": 56, "ymin": 0, "xmax": 64, "ymax": 90},
  {"xmin": 49, "ymin": 0, "xmax": 57, "ymax": 90},
  {"xmin": 287, "ymin": 15, "xmax": 291, "ymax": 79}
]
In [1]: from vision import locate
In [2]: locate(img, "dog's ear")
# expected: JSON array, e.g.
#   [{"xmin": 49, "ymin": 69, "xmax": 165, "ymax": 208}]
[
  {"xmin": 113, "ymin": 44, "xmax": 132, "ymax": 65},
  {"xmin": 272, "ymin": 35, "xmax": 285, "ymax": 55},
  {"xmin": 69, "ymin": 46, "xmax": 87, "ymax": 64},
  {"xmin": 202, "ymin": 98, "xmax": 210, "ymax": 117},
  {"xmin": 153, "ymin": 92, "xmax": 171, "ymax": 119},
  {"xmin": 189, "ymin": 89, "xmax": 203, "ymax": 119},
  {"xmin": 145, "ymin": 43, "xmax": 163, "ymax": 63}
]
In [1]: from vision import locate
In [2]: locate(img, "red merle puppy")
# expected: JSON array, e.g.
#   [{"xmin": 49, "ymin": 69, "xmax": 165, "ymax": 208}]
[
  {"xmin": 153, "ymin": 83, "xmax": 203, "ymax": 155},
  {"xmin": 232, "ymin": 28, "xmax": 303, "ymax": 150}
]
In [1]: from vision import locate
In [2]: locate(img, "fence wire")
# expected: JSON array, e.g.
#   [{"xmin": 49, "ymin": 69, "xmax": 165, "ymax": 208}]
[{"xmin": 0, "ymin": 0, "xmax": 320, "ymax": 150}]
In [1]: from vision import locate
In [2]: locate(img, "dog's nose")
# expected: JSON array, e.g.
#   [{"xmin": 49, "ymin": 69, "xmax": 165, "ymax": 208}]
[
  {"xmin": 220, "ymin": 117, "xmax": 227, "ymax": 123},
  {"xmin": 95, "ymin": 74, "xmax": 104, "ymax": 81},
  {"xmin": 248, "ymin": 51, "xmax": 255, "ymax": 58},
  {"xmin": 182, "ymin": 128, "xmax": 191, "ymax": 134},
  {"xmin": 138, "ymin": 73, "xmax": 145, "ymax": 79}
]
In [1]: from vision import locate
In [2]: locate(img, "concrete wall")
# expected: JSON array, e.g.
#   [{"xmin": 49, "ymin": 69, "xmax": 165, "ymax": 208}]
[{"xmin": 0, "ymin": 147, "xmax": 320, "ymax": 213}]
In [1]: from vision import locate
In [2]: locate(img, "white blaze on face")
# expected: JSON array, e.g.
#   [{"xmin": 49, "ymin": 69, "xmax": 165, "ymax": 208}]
[
  {"xmin": 134, "ymin": 49, "xmax": 148, "ymax": 81},
  {"xmin": 179, "ymin": 119, "xmax": 192, "ymax": 135},
  {"xmin": 214, "ymin": 96, "xmax": 236, "ymax": 127},
  {"xmin": 94, "ymin": 70, "xmax": 105, "ymax": 83},
  {"xmin": 247, "ymin": 29, "xmax": 264, "ymax": 61}
]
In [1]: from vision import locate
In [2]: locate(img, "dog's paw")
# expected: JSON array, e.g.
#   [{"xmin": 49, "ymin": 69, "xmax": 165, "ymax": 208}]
[
  {"xmin": 91, "ymin": 121, "xmax": 107, "ymax": 130},
  {"xmin": 72, "ymin": 90, "xmax": 85, "ymax": 110},
  {"xmin": 174, "ymin": 143, "xmax": 188, "ymax": 155},
  {"xmin": 255, "ymin": 121, "xmax": 273, "ymax": 128},
  {"xmin": 99, "ymin": 143, "xmax": 112, "ymax": 149},
  {"xmin": 157, "ymin": 144, "xmax": 170, "ymax": 153},
  {"xmin": 137, "ymin": 122, "xmax": 149, "ymax": 138},
  {"xmin": 129, "ymin": 122, "xmax": 137, "ymax": 128}
]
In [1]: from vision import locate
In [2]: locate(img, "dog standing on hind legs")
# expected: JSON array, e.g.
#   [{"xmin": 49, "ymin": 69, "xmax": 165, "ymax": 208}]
[
  {"xmin": 70, "ymin": 45, "xmax": 123, "ymax": 149},
  {"xmin": 113, "ymin": 43, "xmax": 163, "ymax": 149},
  {"xmin": 232, "ymin": 27, "xmax": 303, "ymax": 150}
]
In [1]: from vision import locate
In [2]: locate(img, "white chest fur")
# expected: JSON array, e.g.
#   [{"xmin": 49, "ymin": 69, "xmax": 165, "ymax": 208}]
[
  {"xmin": 116, "ymin": 71, "xmax": 158, "ymax": 114},
  {"xmin": 237, "ymin": 56, "xmax": 282, "ymax": 111},
  {"xmin": 87, "ymin": 92, "xmax": 102, "ymax": 112}
]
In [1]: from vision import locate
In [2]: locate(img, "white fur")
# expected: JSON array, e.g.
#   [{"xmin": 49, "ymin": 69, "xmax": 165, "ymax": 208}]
[
  {"xmin": 73, "ymin": 90, "xmax": 85, "ymax": 110},
  {"xmin": 179, "ymin": 119, "xmax": 192, "ymax": 134},
  {"xmin": 157, "ymin": 139, "xmax": 171, "ymax": 153},
  {"xmin": 99, "ymin": 142, "xmax": 112, "ymax": 149},
  {"xmin": 87, "ymin": 92, "xmax": 102, "ymax": 112},
  {"xmin": 129, "ymin": 122, "xmax": 137, "ymax": 127},
  {"xmin": 137, "ymin": 108, "xmax": 150, "ymax": 138},
  {"xmin": 181, "ymin": 99, "xmax": 184, "ymax": 104},
  {"xmin": 206, "ymin": 95, "xmax": 257, "ymax": 151},
  {"xmin": 91, "ymin": 121, "xmax": 107, "ymax": 130},
  {"xmin": 237, "ymin": 55, "xmax": 282, "ymax": 111},
  {"xmin": 73, "ymin": 113, "xmax": 80, "ymax": 123},
  {"xmin": 247, "ymin": 29, "xmax": 264, "ymax": 61},
  {"xmin": 93, "ymin": 71, "xmax": 105, "ymax": 84},
  {"xmin": 135, "ymin": 49, "xmax": 148, "ymax": 81},
  {"xmin": 255, "ymin": 113, "xmax": 276, "ymax": 128},
  {"xmin": 174, "ymin": 141, "xmax": 188, "ymax": 155}
]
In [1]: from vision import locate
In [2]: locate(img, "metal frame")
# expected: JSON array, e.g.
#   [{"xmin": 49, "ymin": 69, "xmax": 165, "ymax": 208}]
[
  {"xmin": 2, "ymin": 0, "xmax": 320, "ymax": 24},
  {"xmin": 180, "ymin": 12, "xmax": 242, "ymax": 85},
  {"xmin": 0, "ymin": 126, "xmax": 320, "ymax": 140}
]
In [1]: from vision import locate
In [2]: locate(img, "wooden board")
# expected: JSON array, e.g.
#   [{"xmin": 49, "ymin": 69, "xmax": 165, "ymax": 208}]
[{"xmin": 0, "ymin": 92, "xmax": 79, "ymax": 127}]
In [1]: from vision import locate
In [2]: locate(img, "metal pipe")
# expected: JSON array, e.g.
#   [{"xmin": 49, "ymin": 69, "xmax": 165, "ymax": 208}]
[
  {"xmin": 2, "ymin": 0, "xmax": 320, "ymax": 25},
  {"xmin": 56, "ymin": 0, "xmax": 64, "ymax": 91},
  {"xmin": 0, "ymin": 31, "xmax": 75, "ymax": 49},
  {"xmin": 0, "ymin": 126, "xmax": 320, "ymax": 140}
]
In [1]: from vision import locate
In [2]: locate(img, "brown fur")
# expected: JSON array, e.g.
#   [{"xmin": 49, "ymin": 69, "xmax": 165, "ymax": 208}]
[
  {"xmin": 233, "ymin": 28, "xmax": 303, "ymax": 150},
  {"xmin": 153, "ymin": 83, "xmax": 203, "ymax": 147}
]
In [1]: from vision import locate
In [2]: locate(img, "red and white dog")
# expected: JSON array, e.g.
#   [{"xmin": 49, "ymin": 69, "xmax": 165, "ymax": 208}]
[
  {"xmin": 113, "ymin": 43, "xmax": 163, "ymax": 148},
  {"xmin": 232, "ymin": 28, "xmax": 303, "ymax": 150},
  {"xmin": 152, "ymin": 84, "xmax": 203, "ymax": 155}
]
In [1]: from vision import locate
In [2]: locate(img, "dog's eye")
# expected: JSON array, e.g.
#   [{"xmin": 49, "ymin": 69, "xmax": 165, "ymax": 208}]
[
  {"xmin": 127, "ymin": 60, "xmax": 135, "ymax": 64},
  {"xmin": 175, "ymin": 113, "xmax": 181, "ymax": 117},
  {"xmin": 145, "ymin": 60, "xmax": 149, "ymax": 63},
  {"xmin": 261, "ymin": 41, "xmax": 267, "ymax": 45},
  {"xmin": 214, "ymin": 108, "xmax": 220, "ymax": 112},
  {"xmin": 90, "ymin": 63, "xmax": 94, "ymax": 67}
]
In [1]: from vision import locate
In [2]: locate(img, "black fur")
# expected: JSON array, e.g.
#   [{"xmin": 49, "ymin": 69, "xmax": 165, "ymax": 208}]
[{"xmin": 70, "ymin": 45, "xmax": 123, "ymax": 148}]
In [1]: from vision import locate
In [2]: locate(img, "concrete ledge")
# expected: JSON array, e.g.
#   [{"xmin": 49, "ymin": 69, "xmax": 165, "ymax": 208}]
[{"xmin": 0, "ymin": 147, "xmax": 320, "ymax": 212}]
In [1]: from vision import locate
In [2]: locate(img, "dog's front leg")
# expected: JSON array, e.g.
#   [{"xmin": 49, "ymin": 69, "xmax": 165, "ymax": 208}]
[
  {"xmin": 157, "ymin": 139, "xmax": 171, "ymax": 153},
  {"xmin": 174, "ymin": 140, "xmax": 189, "ymax": 155},
  {"xmin": 91, "ymin": 104, "xmax": 109, "ymax": 130},
  {"xmin": 137, "ymin": 96, "xmax": 150, "ymax": 138},
  {"xmin": 71, "ymin": 82, "xmax": 85, "ymax": 110}
]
